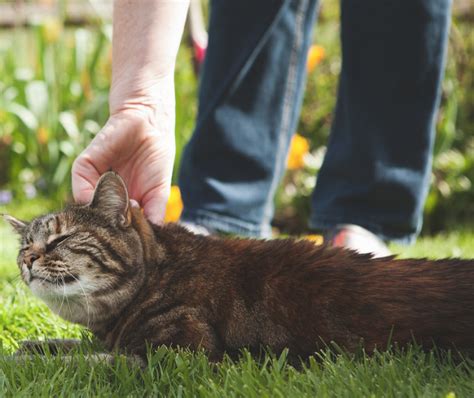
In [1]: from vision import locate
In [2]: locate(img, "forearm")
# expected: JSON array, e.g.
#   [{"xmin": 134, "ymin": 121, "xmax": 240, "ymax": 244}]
[{"xmin": 110, "ymin": 0, "xmax": 189, "ymax": 117}]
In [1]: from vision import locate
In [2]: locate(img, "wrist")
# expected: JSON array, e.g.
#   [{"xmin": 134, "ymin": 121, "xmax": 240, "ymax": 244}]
[
  {"xmin": 109, "ymin": 74, "xmax": 175, "ymax": 133},
  {"xmin": 110, "ymin": 0, "xmax": 188, "ymax": 122},
  {"xmin": 110, "ymin": 69, "xmax": 174, "ymax": 109}
]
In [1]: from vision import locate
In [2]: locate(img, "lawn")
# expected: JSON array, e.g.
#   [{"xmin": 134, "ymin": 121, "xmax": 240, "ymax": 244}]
[{"xmin": 0, "ymin": 202, "xmax": 473, "ymax": 397}]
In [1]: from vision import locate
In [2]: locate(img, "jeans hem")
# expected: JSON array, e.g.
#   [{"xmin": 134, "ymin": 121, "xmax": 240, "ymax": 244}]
[
  {"xmin": 309, "ymin": 214, "xmax": 417, "ymax": 245},
  {"xmin": 180, "ymin": 210, "xmax": 272, "ymax": 238}
]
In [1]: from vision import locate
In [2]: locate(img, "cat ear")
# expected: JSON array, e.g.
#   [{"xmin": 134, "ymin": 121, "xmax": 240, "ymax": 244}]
[
  {"xmin": 90, "ymin": 172, "xmax": 132, "ymax": 227},
  {"xmin": 2, "ymin": 214, "xmax": 28, "ymax": 234}
]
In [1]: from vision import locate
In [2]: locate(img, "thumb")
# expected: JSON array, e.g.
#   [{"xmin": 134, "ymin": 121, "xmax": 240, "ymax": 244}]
[
  {"xmin": 71, "ymin": 157, "xmax": 101, "ymax": 204},
  {"xmin": 141, "ymin": 188, "xmax": 170, "ymax": 225}
]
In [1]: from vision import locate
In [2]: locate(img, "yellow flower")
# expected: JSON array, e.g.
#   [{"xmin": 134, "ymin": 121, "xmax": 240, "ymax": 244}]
[
  {"xmin": 306, "ymin": 45, "xmax": 325, "ymax": 73},
  {"xmin": 81, "ymin": 70, "xmax": 92, "ymax": 101},
  {"xmin": 303, "ymin": 234, "xmax": 324, "ymax": 245},
  {"xmin": 37, "ymin": 126, "xmax": 49, "ymax": 145},
  {"xmin": 100, "ymin": 48, "xmax": 113, "ymax": 81},
  {"xmin": 165, "ymin": 185, "xmax": 183, "ymax": 222},
  {"xmin": 41, "ymin": 18, "xmax": 63, "ymax": 44},
  {"xmin": 287, "ymin": 134, "xmax": 310, "ymax": 170},
  {"xmin": 445, "ymin": 393, "xmax": 456, "ymax": 398}
]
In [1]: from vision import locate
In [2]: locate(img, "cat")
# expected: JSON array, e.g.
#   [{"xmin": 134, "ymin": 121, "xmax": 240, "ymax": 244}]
[{"xmin": 3, "ymin": 171, "xmax": 474, "ymax": 364}]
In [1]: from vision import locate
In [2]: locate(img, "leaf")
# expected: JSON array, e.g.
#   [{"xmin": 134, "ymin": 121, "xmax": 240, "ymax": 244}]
[
  {"xmin": 75, "ymin": 29, "xmax": 90, "ymax": 72},
  {"xmin": 14, "ymin": 68, "xmax": 34, "ymax": 82},
  {"xmin": 59, "ymin": 141, "xmax": 75, "ymax": 157},
  {"xmin": 25, "ymin": 81, "xmax": 49, "ymax": 118},
  {"xmin": 52, "ymin": 157, "xmax": 71, "ymax": 186},
  {"xmin": 102, "ymin": 24, "xmax": 113, "ymax": 41},
  {"xmin": 5, "ymin": 103, "xmax": 38, "ymax": 130},
  {"xmin": 84, "ymin": 119, "xmax": 101, "ymax": 135},
  {"xmin": 59, "ymin": 111, "xmax": 79, "ymax": 139},
  {"xmin": 3, "ymin": 87, "xmax": 18, "ymax": 102}
]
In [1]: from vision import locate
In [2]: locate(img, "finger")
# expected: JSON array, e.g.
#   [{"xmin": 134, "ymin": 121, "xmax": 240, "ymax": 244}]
[
  {"xmin": 129, "ymin": 199, "xmax": 140, "ymax": 208},
  {"xmin": 143, "ymin": 200, "xmax": 167, "ymax": 225},
  {"xmin": 141, "ymin": 188, "xmax": 169, "ymax": 225},
  {"xmin": 71, "ymin": 156, "xmax": 101, "ymax": 204}
]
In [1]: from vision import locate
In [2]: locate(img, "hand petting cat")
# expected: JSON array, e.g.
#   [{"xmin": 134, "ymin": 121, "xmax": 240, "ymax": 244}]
[
  {"xmin": 72, "ymin": 0, "xmax": 189, "ymax": 225},
  {"xmin": 72, "ymin": 109, "xmax": 175, "ymax": 225}
]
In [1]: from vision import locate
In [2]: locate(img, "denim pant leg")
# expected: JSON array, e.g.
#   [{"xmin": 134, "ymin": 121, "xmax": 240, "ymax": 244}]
[
  {"xmin": 179, "ymin": 0, "xmax": 319, "ymax": 237},
  {"xmin": 310, "ymin": 0, "xmax": 452, "ymax": 244}
]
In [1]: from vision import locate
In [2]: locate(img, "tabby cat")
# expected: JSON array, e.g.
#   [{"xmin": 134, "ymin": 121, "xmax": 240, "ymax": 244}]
[{"xmin": 4, "ymin": 172, "xmax": 474, "ymax": 363}]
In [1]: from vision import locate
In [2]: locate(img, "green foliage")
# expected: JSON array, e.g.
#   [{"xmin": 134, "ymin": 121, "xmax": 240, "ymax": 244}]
[
  {"xmin": 0, "ymin": 23, "xmax": 110, "ymax": 199},
  {"xmin": 0, "ymin": 20, "xmax": 197, "ymax": 201},
  {"xmin": 424, "ymin": 18, "xmax": 474, "ymax": 233}
]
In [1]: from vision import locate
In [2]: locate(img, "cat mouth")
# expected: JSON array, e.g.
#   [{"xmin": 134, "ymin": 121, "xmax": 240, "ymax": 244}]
[
  {"xmin": 29, "ymin": 275, "xmax": 54, "ymax": 284},
  {"xmin": 29, "ymin": 274, "xmax": 77, "ymax": 285}
]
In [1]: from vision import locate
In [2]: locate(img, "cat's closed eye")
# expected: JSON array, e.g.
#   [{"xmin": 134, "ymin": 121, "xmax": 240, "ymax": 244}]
[{"xmin": 46, "ymin": 234, "xmax": 72, "ymax": 252}]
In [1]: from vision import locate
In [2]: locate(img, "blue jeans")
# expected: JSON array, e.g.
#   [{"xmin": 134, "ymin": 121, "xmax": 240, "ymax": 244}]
[{"xmin": 179, "ymin": 0, "xmax": 452, "ymax": 243}]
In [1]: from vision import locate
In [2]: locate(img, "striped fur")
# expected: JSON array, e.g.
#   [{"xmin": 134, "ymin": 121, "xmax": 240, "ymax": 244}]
[{"xmin": 5, "ymin": 172, "xmax": 474, "ymax": 361}]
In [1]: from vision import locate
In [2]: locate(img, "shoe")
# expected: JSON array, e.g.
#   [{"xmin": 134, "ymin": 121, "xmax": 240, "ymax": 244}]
[{"xmin": 325, "ymin": 224, "xmax": 392, "ymax": 258}]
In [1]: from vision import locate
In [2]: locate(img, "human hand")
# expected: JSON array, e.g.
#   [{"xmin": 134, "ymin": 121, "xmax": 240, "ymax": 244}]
[
  {"xmin": 72, "ymin": 0, "xmax": 188, "ymax": 225},
  {"xmin": 72, "ymin": 108, "xmax": 175, "ymax": 225}
]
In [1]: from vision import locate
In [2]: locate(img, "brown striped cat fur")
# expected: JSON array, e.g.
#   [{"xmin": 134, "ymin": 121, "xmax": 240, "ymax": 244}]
[{"xmin": 4, "ymin": 172, "xmax": 474, "ymax": 362}]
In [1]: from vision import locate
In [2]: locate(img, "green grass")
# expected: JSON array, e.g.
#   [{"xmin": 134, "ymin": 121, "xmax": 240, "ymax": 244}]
[{"xmin": 0, "ymin": 202, "xmax": 473, "ymax": 396}]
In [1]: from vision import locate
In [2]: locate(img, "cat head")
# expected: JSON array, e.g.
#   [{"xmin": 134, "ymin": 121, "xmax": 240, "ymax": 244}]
[{"xmin": 3, "ymin": 172, "xmax": 149, "ymax": 327}]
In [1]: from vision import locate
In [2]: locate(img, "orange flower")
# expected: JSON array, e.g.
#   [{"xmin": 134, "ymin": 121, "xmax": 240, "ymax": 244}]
[
  {"xmin": 165, "ymin": 185, "xmax": 183, "ymax": 222},
  {"xmin": 287, "ymin": 134, "xmax": 310, "ymax": 170},
  {"xmin": 303, "ymin": 234, "xmax": 324, "ymax": 245},
  {"xmin": 37, "ymin": 126, "xmax": 49, "ymax": 145},
  {"xmin": 306, "ymin": 45, "xmax": 325, "ymax": 73}
]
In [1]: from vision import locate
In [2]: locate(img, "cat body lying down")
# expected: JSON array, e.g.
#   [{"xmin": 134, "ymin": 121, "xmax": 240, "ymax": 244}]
[{"xmin": 4, "ymin": 172, "xmax": 474, "ymax": 362}]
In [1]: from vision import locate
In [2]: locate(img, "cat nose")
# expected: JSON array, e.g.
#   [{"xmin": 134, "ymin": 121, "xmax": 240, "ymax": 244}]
[{"xmin": 24, "ymin": 253, "xmax": 41, "ymax": 269}]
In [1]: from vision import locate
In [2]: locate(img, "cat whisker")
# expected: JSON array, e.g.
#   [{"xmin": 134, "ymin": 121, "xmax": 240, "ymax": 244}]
[
  {"xmin": 62, "ymin": 282, "xmax": 74, "ymax": 323},
  {"xmin": 13, "ymin": 278, "xmax": 26, "ymax": 292},
  {"xmin": 56, "ymin": 275, "xmax": 67, "ymax": 317},
  {"xmin": 64, "ymin": 270, "xmax": 92, "ymax": 329},
  {"xmin": 10, "ymin": 274, "xmax": 22, "ymax": 285},
  {"xmin": 37, "ymin": 274, "xmax": 53, "ymax": 284}
]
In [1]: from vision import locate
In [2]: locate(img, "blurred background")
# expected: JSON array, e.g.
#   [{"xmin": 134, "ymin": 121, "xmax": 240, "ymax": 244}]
[{"xmin": 0, "ymin": 0, "xmax": 472, "ymax": 236}]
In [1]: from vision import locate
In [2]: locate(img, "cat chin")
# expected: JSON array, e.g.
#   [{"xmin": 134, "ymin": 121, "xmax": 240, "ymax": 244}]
[
  {"xmin": 28, "ymin": 277, "xmax": 101, "ymax": 325},
  {"xmin": 29, "ymin": 275, "xmax": 96, "ymax": 298},
  {"xmin": 29, "ymin": 278, "xmax": 58, "ymax": 297},
  {"xmin": 29, "ymin": 278, "xmax": 70, "ymax": 298},
  {"xmin": 29, "ymin": 284, "xmax": 96, "ymax": 325}
]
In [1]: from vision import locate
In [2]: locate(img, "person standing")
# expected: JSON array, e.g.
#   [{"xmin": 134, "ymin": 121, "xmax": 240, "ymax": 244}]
[
  {"xmin": 73, "ymin": 0, "xmax": 452, "ymax": 257},
  {"xmin": 179, "ymin": 0, "xmax": 452, "ymax": 256}
]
